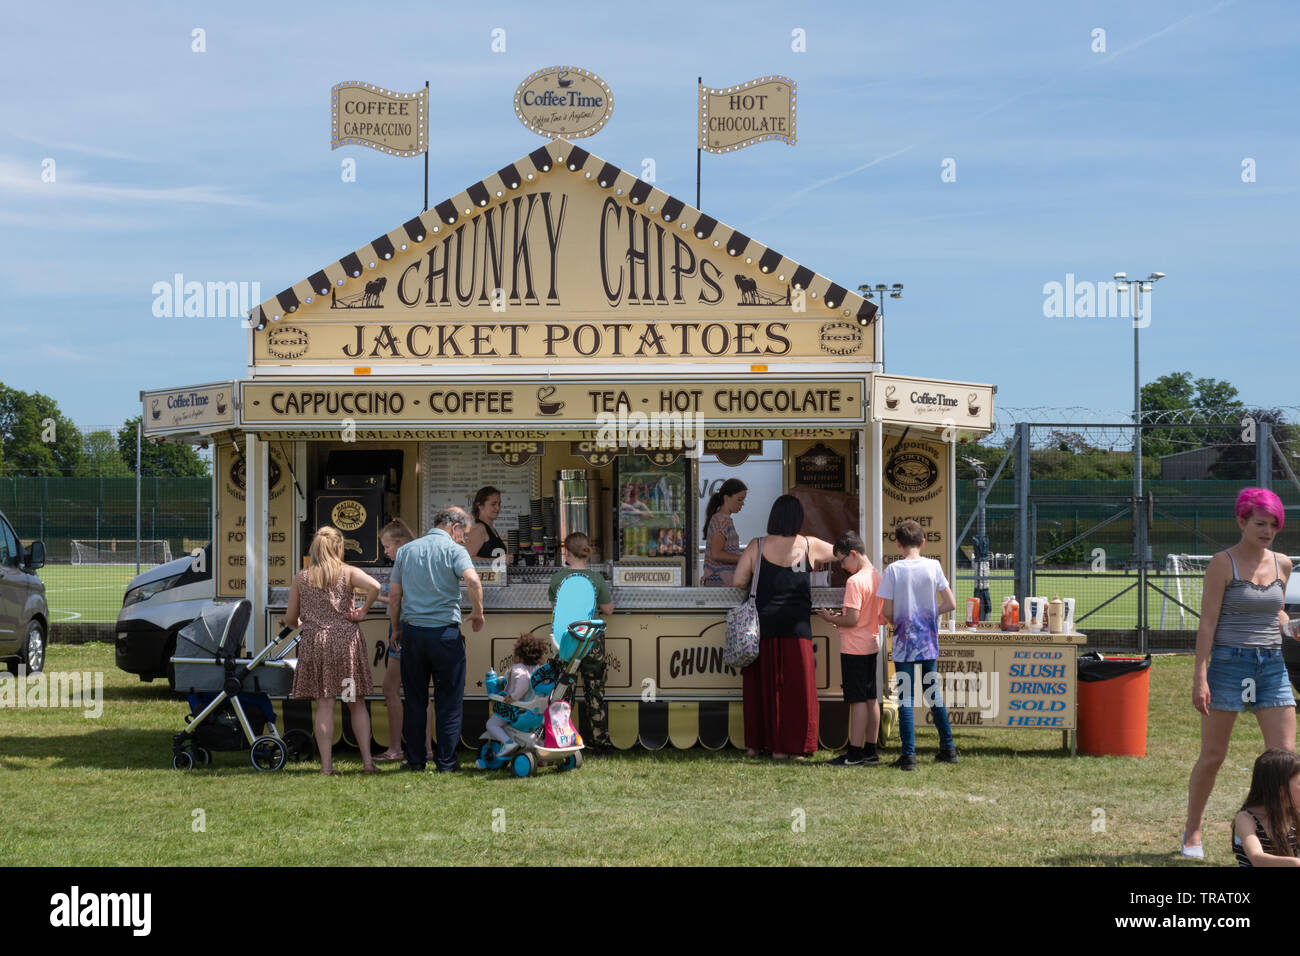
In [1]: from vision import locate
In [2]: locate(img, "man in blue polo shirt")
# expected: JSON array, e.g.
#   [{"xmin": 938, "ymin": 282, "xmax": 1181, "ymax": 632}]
[{"xmin": 388, "ymin": 506, "xmax": 485, "ymax": 772}]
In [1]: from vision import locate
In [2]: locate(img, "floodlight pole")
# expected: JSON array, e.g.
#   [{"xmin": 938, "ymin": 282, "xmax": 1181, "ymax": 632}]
[{"xmin": 1115, "ymin": 271, "xmax": 1164, "ymax": 654}]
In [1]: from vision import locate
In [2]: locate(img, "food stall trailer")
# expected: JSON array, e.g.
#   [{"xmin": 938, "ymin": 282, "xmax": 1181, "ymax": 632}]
[{"xmin": 143, "ymin": 138, "xmax": 1024, "ymax": 752}]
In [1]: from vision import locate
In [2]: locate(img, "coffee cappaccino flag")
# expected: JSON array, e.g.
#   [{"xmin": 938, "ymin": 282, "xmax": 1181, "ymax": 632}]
[{"xmin": 331, "ymin": 81, "xmax": 428, "ymax": 157}]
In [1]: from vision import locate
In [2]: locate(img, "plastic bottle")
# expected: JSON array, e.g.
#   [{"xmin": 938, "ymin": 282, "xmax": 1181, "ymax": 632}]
[{"xmin": 1047, "ymin": 595, "xmax": 1065, "ymax": 634}]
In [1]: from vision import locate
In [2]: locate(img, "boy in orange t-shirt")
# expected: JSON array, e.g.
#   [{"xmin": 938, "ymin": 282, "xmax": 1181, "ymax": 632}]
[{"xmin": 816, "ymin": 531, "xmax": 885, "ymax": 766}]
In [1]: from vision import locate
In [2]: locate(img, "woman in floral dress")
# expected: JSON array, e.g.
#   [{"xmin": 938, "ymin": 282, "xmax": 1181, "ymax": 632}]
[{"xmin": 286, "ymin": 526, "xmax": 382, "ymax": 775}]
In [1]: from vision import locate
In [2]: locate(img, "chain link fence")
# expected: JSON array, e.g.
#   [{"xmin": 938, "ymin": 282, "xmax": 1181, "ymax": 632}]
[
  {"xmin": 0, "ymin": 477, "xmax": 211, "ymax": 626},
  {"xmin": 955, "ymin": 409, "xmax": 1300, "ymax": 652}
]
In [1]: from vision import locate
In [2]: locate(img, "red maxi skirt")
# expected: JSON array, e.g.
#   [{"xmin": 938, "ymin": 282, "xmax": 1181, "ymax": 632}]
[{"xmin": 741, "ymin": 636, "xmax": 818, "ymax": 755}]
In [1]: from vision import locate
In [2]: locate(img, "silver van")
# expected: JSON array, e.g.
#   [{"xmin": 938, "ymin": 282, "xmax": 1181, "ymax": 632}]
[
  {"xmin": 115, "ymin": 544, "xmax": 221, "ymax": 691},
  {"xmin": 0, "ymin": 509, "xmax": 48, "ymax": 675}
]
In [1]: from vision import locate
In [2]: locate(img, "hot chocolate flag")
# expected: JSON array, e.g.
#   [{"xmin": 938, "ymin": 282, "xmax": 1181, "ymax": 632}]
[{"xmin": 699, "ymin": 76, "xmax": 797, "ymax": 154}]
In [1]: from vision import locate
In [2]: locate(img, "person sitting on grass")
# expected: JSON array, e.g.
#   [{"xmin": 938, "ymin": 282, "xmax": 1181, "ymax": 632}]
[
  {"xmin": 374, "ymin": 520, "xmax": 433, "ymax": 763},
  {"xmin": 878, "ymin": 519, "xmax": 958, "ymax": 771},
  {"xmin": 817, "ymin": 530, "xmax": 885, "ymax": 766},
  {"xmin": 483, "ymin": 632, "xmax": 552, "ymax": 758},
  {"xmin": 1233, "ymin": 749, "xmax": 1300, "ymax": 866}
]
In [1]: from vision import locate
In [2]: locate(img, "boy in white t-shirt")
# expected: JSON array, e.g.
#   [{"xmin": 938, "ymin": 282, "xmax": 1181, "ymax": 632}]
[
  {"xmin": 817, "ymin": 531, "xmax": 885, "ymax": 766},
  {"xmin": 878, "ymin": 519, "xmax": 958, "ymax": 771}
]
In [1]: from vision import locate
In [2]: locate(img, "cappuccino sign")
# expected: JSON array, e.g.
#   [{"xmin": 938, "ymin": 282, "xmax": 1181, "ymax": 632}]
[
  {"xmin": 514, "ymin": 66, "xmax": 613, "ymax": 139},
  {"xmin": 330, "ymin": 82, "xmax": 427, "ymax": 157}
]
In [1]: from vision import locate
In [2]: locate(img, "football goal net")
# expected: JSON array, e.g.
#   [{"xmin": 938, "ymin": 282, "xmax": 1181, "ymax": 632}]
[
  {"xmin": 70, "ymin": 539, "xmax": 174, "ymax": 566},
  {"xmin": 1161, "ymin": 553, "xmax": 1300, "ymax": 628}
]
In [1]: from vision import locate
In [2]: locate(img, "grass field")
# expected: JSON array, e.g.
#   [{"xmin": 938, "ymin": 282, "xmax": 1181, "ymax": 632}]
[
  {"xmin": 37, "ymin": 564, "xmax": 150, "ymax": 624},
  {"xmin": 953, "ymin": 571, "xmax": 1202, "ymax": 632},
  {"xmin": 0, "ymin": 643, "xmax": 1267, "ymax": 866}
]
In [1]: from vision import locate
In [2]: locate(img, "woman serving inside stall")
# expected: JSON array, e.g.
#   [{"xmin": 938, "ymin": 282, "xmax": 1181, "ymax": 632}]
[
  {"xmin": 466, "ymin": 486, "xmax": 512, "ymax": 564},
  {"xmin": 701, "ymin": 479, "xmax": 747, "ymax": 586}
]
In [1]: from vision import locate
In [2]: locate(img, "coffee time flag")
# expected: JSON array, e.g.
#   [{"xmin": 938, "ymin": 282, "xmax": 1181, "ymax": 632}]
[
  {"xmin": 331, "ymin": 81, "xmax": 428, "ymax": 156},
  {"xmin": 698, "ymin": 76, "xmax": 796, "ymax": 153}
]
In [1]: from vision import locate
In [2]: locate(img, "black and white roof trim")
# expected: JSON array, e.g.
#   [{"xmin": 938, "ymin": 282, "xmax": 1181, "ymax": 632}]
[{"xmin": 249, "ymin": 140, "xmax": 880, "ymax": 330}]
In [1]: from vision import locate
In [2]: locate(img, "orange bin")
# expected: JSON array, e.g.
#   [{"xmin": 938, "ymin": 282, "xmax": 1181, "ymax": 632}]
[{"xmin": 1076, "ymin": 654, "xmax": 1151, "ymax": 757}]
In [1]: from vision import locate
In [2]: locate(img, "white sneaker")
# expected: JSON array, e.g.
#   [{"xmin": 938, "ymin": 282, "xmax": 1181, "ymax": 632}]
[{"xmin": 1180, "ymin": 831, "xmax": 1204, "ymax": 859}]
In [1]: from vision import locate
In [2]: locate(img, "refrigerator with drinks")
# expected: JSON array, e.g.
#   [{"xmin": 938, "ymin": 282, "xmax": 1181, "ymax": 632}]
[{"xmin": 612, "ymin": 454, "xmax": 690, "ymax": 569}]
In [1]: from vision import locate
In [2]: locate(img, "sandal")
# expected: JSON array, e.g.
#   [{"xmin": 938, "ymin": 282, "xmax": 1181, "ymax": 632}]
[{"xmin": 374, "ymin": 751, "xmax": 404, "ymax": 762}]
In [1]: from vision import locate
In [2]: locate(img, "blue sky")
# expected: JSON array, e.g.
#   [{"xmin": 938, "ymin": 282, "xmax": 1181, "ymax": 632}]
[{"xmin": 0, "ymin": 0, "xmax": 1296, "ymax": 430}]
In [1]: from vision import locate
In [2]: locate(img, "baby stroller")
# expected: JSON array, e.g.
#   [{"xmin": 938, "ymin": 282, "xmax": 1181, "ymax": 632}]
[
  {"xmin": 169, "ymin": 600, "xmax": 314, "ymax": 771},
  {"xmin": 476, "ymin": 574, "xmax": 606, "ymax": 778}
]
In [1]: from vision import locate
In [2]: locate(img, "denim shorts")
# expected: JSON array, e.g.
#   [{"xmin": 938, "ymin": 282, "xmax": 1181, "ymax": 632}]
[{"xmin": 1207, "ymin": 645, "xmax": 1296, "ymax": 712}]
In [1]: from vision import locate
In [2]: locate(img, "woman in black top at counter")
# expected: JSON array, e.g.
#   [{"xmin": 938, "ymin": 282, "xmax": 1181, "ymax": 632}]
[
  {"xmin": 732, "ymin": 495, "xmax": 836, "ymax": 760},
  {"xmin": 466, "ymin": 486, "xmax": 511, "ymax": 563}
]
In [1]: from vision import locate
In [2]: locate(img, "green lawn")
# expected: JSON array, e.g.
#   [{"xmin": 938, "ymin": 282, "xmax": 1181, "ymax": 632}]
[
  {"xmin": 0, "ymin": 643, "xmax": 1266, "ymax": 866},
  {"xmin": 37, "ymin": 564, "xmax": 146, "ymax": 624}
]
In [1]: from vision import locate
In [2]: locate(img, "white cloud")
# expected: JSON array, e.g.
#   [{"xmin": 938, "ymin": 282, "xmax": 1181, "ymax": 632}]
[{"xmin": 0, "ymin": 157, "xmax": 269, "ymax": 208}]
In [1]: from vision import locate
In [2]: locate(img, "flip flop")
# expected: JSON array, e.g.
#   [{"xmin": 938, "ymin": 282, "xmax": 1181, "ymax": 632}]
[{"xmin": 374, "ymin": 751, "xmax": 404, "ymax": 762}]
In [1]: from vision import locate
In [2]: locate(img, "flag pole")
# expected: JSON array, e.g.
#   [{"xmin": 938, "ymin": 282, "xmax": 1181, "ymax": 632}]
[
  {"xmin": 696, "ymin": 76, "xmax": 702, "ymax": 209},
  {"xmin": 423, "ymin": 80, "xmax": 430, "ymax": 211}
]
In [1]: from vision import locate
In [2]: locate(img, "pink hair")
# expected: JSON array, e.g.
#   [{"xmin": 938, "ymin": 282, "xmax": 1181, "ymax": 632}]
[{"xmin": 1235, "ymin": 487, "xmax": 1285, "ymax": 530}]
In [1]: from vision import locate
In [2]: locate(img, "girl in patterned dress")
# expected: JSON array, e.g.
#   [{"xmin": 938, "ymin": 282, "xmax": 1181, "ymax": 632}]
[
  {"xmin": 286, "ymin": 526, "xmax": 382, "ymax": 775},
  {"xmin": 701, "ymin": 479, "xmax": 747, "ymax": 586},
  {"xmin": 1233, "ymin": 749, "xmax": 1300, "ymax": 866}
]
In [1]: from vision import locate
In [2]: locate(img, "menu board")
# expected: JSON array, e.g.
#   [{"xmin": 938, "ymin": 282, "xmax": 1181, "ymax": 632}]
[
  {"xmin": 421, "ymin": 443, "xmax": 537, "ymax": 537},
  {"xmin": 215, "ymin": 441, "xmax": 294, "ymax": 597}
]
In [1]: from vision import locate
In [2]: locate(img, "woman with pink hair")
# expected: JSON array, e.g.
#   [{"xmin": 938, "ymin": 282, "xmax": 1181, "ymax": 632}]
[{"xmin": 1182, "ymin": 488, "xmax": 1295, "ymax": 858}]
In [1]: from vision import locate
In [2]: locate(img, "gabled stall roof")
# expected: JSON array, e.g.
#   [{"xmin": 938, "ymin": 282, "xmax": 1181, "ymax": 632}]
[{"xmin": 249, "ymin": 139, "xmax": 878, "ymax": 330}]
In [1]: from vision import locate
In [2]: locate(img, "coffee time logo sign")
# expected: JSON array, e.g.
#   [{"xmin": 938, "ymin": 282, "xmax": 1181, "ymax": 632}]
[
  {"xmin": 514, "ymin": 66, "xmax": 613, "ymax": 139},
  {"xmin": 871, "ymin": 374, "xmax": 995, "ymax": 433},
  {"xmin": 142, "ymin": 382, "xmax": 235, "ymax": 437},
  {"xmin": 252, "ymin": 151, "xmax": 873, "ymax": 367}
]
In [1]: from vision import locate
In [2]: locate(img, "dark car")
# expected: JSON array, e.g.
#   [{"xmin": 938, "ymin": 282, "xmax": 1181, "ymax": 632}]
[{"xmin": 0, "ymin": 509, "xmax": 48, "ymax": 674}]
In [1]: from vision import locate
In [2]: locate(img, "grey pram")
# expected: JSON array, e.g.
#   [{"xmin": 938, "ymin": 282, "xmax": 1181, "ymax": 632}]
[{"xmin": 169, "ymin": 600, "xmax": 314, "ymax": 771}]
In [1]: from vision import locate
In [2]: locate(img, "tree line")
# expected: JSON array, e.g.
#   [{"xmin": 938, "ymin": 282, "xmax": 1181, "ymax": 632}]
[
  {"xmin": 955, "ymin": 372, "xmax": 1299, "ymax": 482},
  {"xmin": 0, "ymin": 383, "xmax": 209, "ymax": 478}
]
